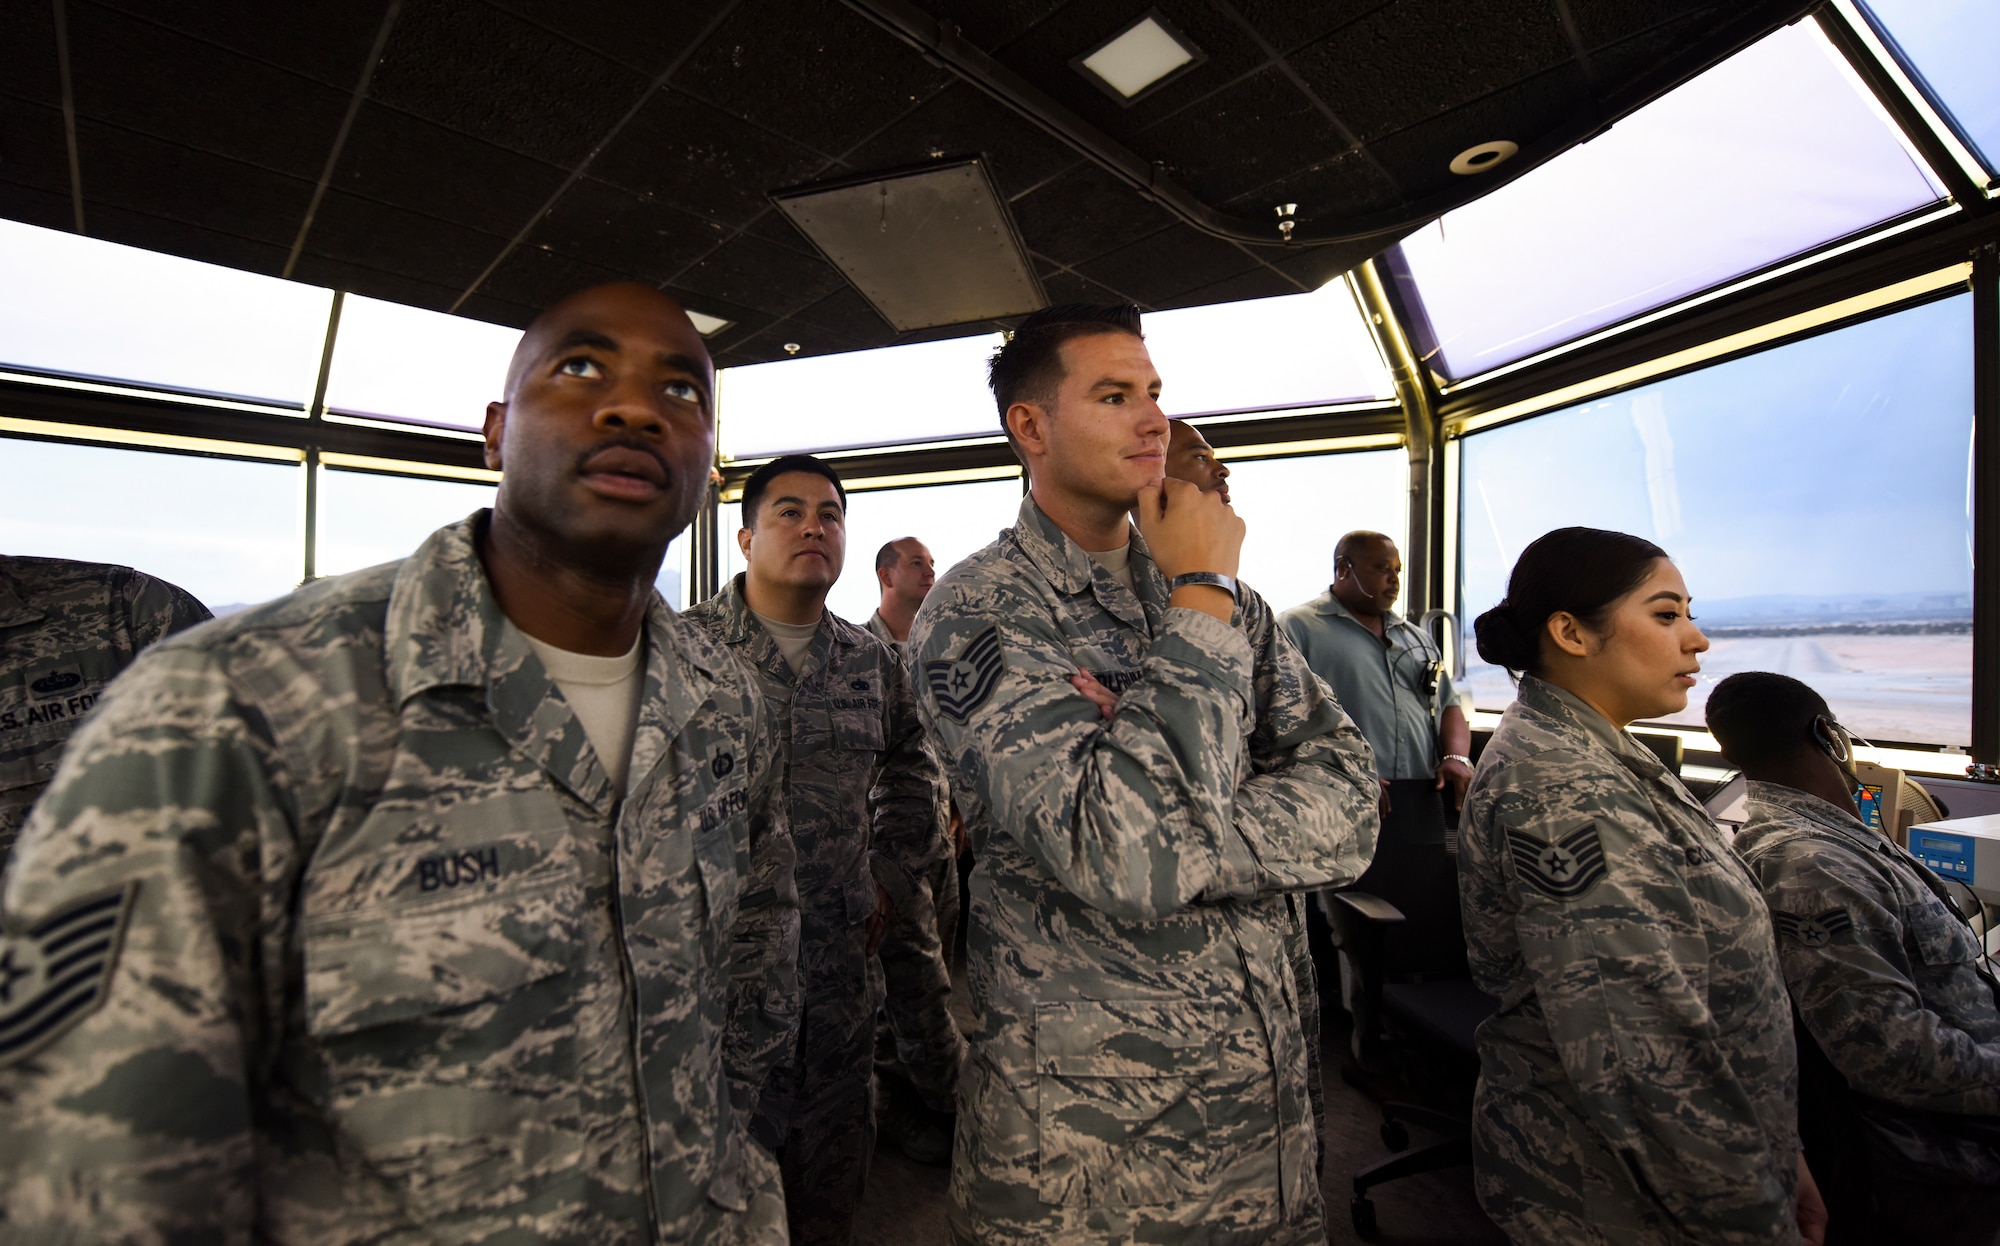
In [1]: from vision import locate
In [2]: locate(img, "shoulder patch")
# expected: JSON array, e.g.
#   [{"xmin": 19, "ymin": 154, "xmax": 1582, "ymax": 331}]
[
  {"xmin": 0, "ymin": 882, "xmax": 137, "ymax": 1068},
  {"xmin": 1774, "ymin": 909, "xmax": 1854, "ymax": 948},
  {"xmin": 1505, "ymin": 822, "xmax": 1608, "ymax": 901},
  {"xmin": 924, "ymin": 626, "xmax": 1005, "ymax": 723}
]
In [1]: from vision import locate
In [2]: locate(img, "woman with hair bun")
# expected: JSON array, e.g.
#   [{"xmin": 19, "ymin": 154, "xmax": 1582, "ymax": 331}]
[{"xmin": 1459, "ymin": 527, "xmax": 1826, "ymax": 1245}]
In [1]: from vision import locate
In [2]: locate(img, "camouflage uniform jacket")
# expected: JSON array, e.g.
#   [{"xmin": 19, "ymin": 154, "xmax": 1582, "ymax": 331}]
[
  {"xmin": 1460, "ymin": 675, "xmax": 1799, "ymax": 1245},
  {"xmin": 1736, "ymin": 781, "xmax": 2000, "ymax": 1116},
  {"xmin": 0, "ymin": 514, "xmax": 798, "ymax": 1245},
  {"xmin": 0, "ymin": 554, "xmax": 210, "ymax": 866},
  {"xmin": 682, "ymin": 579, "xmax": 949, "ymax": 1122},
  {"xmin": 864, "ymin": 610, "xmax": 898, "ymax": 649},
  {"xmin": 908, "ymin": 497, "xmax": 1379, "ymax": 1245}
]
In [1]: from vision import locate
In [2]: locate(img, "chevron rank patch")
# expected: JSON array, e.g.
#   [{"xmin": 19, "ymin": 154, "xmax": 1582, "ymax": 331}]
[
  {"xmin": 0, "ymin": 882, "xmax": 137, "ymax": 1068},
  {"xmin": 1774, "ymin": 909, "xmax": 1855, "ymax": 948},
  {"xmin": 1506, "ymin": 821, "xmax": 1608, "ymax": 901},
  {"xmin": 925, "ymin": 626, "xmax": 1005, "ymax": 723}
]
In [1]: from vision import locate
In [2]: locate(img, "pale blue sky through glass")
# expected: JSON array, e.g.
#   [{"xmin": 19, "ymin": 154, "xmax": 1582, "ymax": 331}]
[
  {"xmin": 1397, "ymin": 23, "xmax": 1943, "ymax": 380},
  {"xmin": 0, "ymin": 438, "xmax": 303, "ymax": 611},
  {"xmin": 1458, "ymin": 295, "xmax": 1973, "ymax": 744},
  {"xmin": 1863, "ymin": 0, "xmax": 2000, "ymax": 174},
  {"xmin": 1227, "ymin": 450, "xmax": 1408, "ymax": 618},
  {"xmin": 0, "ymin": 218, "xmax": 332, "ymax": 404}
]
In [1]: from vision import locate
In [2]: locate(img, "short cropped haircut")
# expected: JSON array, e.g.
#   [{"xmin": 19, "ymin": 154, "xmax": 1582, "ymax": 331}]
[
  {"xmin": 987, "ymin": 303, "xmax": 1143, "ymax": 461},
  {"xmin": 1334, "ymin": 530, "xmax": 1396, "ymax": 568},
  {"xmin": 741, "ymin": 454, "xmax": 846, "ymax": 528},
  {"xmin": 875, "ymin": 537, "xmax": 917, "ymax": 574},
  {"xmin": 1705, "ymin": 671, "xmax": 1831, "ymax": 771}
]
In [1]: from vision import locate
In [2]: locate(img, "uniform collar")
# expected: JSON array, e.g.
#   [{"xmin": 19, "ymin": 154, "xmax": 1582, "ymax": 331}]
[
  {"xmin": 1314, "ymin": 589, "xmax": 1404, "ymax": 631},
  {"xmin": 0, "ymin": 561, "xmax": 41, "ymax": 629},
  {"xmin": 1515, "ymin": 674, "xmax": 1672, "ymax": 779},
  {"xmin": 709, "ymin": 572, "xmax": 838, "ymax": 684},
  {"xmin": 1009, "ymin": 495, "xmax": 1160, "ymax": 631},
  {"xmin": 1743, "ymin": 780, "xmax": 1879, "ymax": 849},
  {"xmin": 382, "ymin": 510, "xmax": 725, "ymax": 811}
]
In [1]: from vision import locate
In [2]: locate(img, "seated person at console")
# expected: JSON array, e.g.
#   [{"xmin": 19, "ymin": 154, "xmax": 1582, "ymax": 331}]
[{"xmin": 1710, "ymin": 671, "xmax": 2000, "ymax": 1245}]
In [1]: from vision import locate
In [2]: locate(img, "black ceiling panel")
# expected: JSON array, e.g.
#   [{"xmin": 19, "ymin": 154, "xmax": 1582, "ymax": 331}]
[
  {"xmin": 783, "ymin": 284, "xmax": 896, "ymax": 341},
  {"xmin": 838, "ymin": 83, "xmax": 1078, "ymax": 202},
  {"xmin": 523, "ymin": 176, "xmax": 726, "ymax": 284},
  {"xmin": 670, "ymin": 0, "xmax": 955, "ymax": 161},
  {"xmin": 669, "ymin": 232, "xmax": 850, "ymax": 317},
  {"xmin": 86, "ymin": 202, "xmax": 293, "ymax": 279},
  {"xmin": 335, "ymin": 103, "xmax": 567, "ymax": 238},
  {"xmin": 1217, "ymin": 0, "xmax": 1396, "ymax": 57},
  {"xmin": 1290, "ymin": 0, "xmax": 1573, "ymax": 144},
  {"xmin": 1364, "ymin": 62, "xmax": 1590, "ymax": 203},
  {"xmin": 302, "ymin": 191, "xmax": 504, "ymax": 295},
  {"xmin": 288, "ymin": 253, "xmax": 471, "ymax": 318},
  {"xmin": 593, "ymin": 88, "xmax": 831, "ymax": 225},
  {"xmin": 1152, "ymin": 266, "xmax": 1301, "ymax": 310},
  {"xmin": 1010, "ymin": 162, "xmax": 1179, "ymax": 269},
  {"xmin": 1219, "ymin": 147, "xmax": 1407, "ymax": 226},
  {"xmin": 481, "ymin": 0, "xmax": 733, "ymax": 78},
  {"xmin": 916, "ymin": 0, "xmax": 1066, "ymax": 54},
  {"xmin": 474, "ymin": 245, "xmax": 630, "ymax": 315},
  {"xmin": 0, "ymin": 2, "xmax": 61, "ymax": 108},
  {"xmin": 369, "ymin": 0, "xmax": 651, "ymax": 167},
  {"xmin": 76, "ymin": 121, "xmax": 312, "ymax": 249},
  {"xmin": 1585, "ymin": 7, "xmax": 1739, "ymax": 94},
  {"xmin": 1038, "ymin": 264, "xmax": 1146, "ymax": 308},
  {"xmin": 0, "ymin": 183, "xmax": 77, "ymax": 235},
  {"xmin": 1074, "ymin": 226, "xmax": 1270, "ymax": 307},
  {"xmin": 93, "ymin": 0, "xmax": 392, "ymax": 91},
  {"xmin": 1571, "ymin": 0, "xmax": 1725, "ymax": 52},
  {"xmin": 1137, "ymin": 66, "xmax": 1358, "ymax": 210},
  {"xmin": 715, "ymin": 316, "xmax": 874, "ymax": 367},
  {"xmin": 0, "ymin": 101, "xmax": 71, "ymax": 200}
]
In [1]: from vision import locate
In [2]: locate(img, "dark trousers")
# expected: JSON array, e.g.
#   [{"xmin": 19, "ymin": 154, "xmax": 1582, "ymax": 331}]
[{"xmin": 1341, "ymin": 779, "xmax": 1466, "ymax": 979}]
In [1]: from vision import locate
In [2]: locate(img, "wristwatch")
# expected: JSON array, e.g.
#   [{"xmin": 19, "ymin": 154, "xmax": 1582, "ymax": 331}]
[
  {"xmin": 1442, "ymin": 754, "xmax": 1473, "ymax": 769},
  {"xmin": 1168, "ymin": 572, "xmax": 1240, "ymax": 603}
]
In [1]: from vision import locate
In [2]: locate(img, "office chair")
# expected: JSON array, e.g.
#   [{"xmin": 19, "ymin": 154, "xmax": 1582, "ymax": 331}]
[{"xmin": 1327, "ymin": 885, "xmax": 1498, "ymax": 1239}]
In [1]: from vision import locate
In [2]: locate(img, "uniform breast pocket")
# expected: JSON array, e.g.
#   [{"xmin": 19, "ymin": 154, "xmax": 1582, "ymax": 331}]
[
  {"xmin": 1910, "ymin": 907, "xmax": 1981, "ymax": 969},
  {"xmin": 1034, "ymin": 1000, "xmax": 1215, "ymax": 1208},
  {"xmin": 833, "ymin": 710, "xmax": 884, "ymax": 755},
  {"xmin": 300, "ymin": 853, "xmax": 586, "ymax": 1207}
]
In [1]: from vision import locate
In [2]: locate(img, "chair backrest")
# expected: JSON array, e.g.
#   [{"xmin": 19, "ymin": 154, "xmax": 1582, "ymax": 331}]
[{"xmin": 1631, "ymin": 729, "xmax": 1684, "ymax": 776}]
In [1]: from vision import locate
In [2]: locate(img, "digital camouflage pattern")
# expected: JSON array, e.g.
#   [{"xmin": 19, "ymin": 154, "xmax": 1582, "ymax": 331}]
[
  {"xmin": 0, "ymin": 514, "xmax": 798, "ymax": 1245},
  {"xmin": 1735, "ymin": 781, "xmax": 2000, "ymax": 1123},
  {"xmin": 864, "ymin": 608, "xmax": 966, "ymax": 1114},
  {"xmin": 0, "ymin": 554, "xmax": 211, "ymax": 870},
  {"xmin": 1459, "ymin": 674, "xmax": 1800, "ymax": 1246},
  {"xmin": 685, "ymin": 577, "xmax": 953, "ymax": 1246},
  {"xmin": 908, "ymin": 497, "xmax": 1379, "ymax": 1246}
]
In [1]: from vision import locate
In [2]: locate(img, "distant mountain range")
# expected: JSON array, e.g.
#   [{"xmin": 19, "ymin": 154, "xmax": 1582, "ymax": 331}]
[{"xmin": 1696, "ymin": 590, "xmax": 1971, "ymax": 628}]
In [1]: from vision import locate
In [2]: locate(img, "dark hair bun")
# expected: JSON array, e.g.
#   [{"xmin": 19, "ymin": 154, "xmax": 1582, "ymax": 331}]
[{"xmin": 1474, "ymin": 601, "xmax": 1537, "ymax": 671}]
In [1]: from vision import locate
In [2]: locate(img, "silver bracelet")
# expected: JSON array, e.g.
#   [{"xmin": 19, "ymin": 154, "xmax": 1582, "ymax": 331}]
[
  {"xmin": 1442, "ymin": 754, "xmax": 1473, "ymax": 768},
  {"xmin": 1168, "ymin": 572, "xmax": 1240, "ymax": 603}
]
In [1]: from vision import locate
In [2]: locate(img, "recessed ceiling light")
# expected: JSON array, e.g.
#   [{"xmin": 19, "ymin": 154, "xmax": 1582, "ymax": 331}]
[
  {"xmin": 1449, "ymin": 140, "xmax": 1519, "ymax": 176},
  {"xmin": 1072, "ymin": 10, "xmax": 1205, "ymax": 106},
  {"xmin": 686, "ymin": 309, "xmax": 733, "ymax": 336}
]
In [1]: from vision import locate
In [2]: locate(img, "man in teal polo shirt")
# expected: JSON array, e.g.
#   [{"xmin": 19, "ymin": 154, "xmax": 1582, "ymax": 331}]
[{"xmin": 1280, "ymin": 530, "xmax": 1471, "ymax": 976}]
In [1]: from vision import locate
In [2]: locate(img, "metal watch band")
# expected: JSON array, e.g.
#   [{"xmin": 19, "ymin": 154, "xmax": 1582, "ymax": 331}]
[
  {"xmin": 1168, "ymin": 572, "xmax": 1240, "ymax": 602},
  {"xmin": 1443, "ymin": 754, "xmax": 1473, "ymax": 767}
]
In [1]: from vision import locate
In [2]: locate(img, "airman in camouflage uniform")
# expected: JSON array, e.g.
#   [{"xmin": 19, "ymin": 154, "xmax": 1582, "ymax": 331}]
[
  {"xmin": 686, "ymin": 462, "xmax": 953, "ymax": 1246},
  {"xmin": 1459, "ymin": 674, "xmax": 1801, "ymax": 1244},
  {"xmin": 0, "ymin": 554, "xmax": 210, "ymax": 870},
  {"xmin": 909, "ymin": 496, "xmax": 1380, "ymax": 1246},
  {"xmin": 0, "ymin": 284, "xmax": 799, "ymax": 1244}
]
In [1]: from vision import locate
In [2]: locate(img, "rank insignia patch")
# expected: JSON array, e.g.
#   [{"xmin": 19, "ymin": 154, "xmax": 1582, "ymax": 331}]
[
  {"xmin": 1775, "ymin": 909, "xmax": 1854, "ymax": 948},
  {"xmin": 925, "ymin": 627, "xmax": 1005, "ymax": 723},
  {"xmin": 0, "ymin": 882, "xmax": 137, "ymax": 1068},
  {"xmin": 1506, "ymin": 821, "xmax": 1608, "ymax": 901}
]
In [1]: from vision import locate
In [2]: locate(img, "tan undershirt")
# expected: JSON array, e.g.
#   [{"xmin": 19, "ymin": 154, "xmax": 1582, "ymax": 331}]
[
  {"xmin": 753, "ymin": 610, "xmax": 819, "ymax": 678},
  {"xmin": 523, "ymin": 631, "xmax": 644, "ymax": 793},
  {"xmin": 1086, "ymin": 541, "xmax": 1139, "ymax": 599}
]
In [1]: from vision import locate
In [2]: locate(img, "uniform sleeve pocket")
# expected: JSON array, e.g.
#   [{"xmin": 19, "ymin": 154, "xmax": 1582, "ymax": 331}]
[
  {"xmin": 1911, "ymin": 909, "xmax": 1980, "ymax": 967},
  {"xmin": 1034, "ymin": 999, "xmax": 1214, "ymax": 1208},
  {"xmin": 302, "ymin": 865, "xmax": 581, "ymax": 1038},
  {"xmin": 694, "ymin": 820, "xmax": 743, "ymax": 931}
]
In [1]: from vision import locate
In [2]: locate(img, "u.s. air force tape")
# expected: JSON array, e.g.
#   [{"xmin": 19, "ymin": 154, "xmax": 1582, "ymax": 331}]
[
  {"xmin": 1774, "ymin": 909, "xmax": 1854, "ymax": 948},
  {"xmin": 1505, "ymin": 821, "xmax": 1608, "ymax": 901},
  {"xmin": 925, "ymin": 626, "xmax": 1004, "ymax": 723},
  {"xmin": 0, "ymin": 881, "xmax": 137, "ymax": 1068}
]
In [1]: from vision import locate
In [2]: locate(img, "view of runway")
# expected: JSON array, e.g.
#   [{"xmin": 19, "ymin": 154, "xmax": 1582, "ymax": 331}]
[{"xmin": 1463, "ymin": 632, "xmax": 1971, "ymax": 747}]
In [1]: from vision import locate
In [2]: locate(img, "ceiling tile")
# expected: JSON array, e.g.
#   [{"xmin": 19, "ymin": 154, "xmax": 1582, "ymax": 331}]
[
  {"xmin": 1010, "ymin": 161, "xmax": 1176, "ymax": 268},
  {"xmin": 1573, "ymin": 0, "xmax": 1726, "ymax": 52},
  {"xmin": 1138, "ymin": 66, "xmax": 1356, "ymax": 209},
  {"xmin": 369, "ymin": 0, "xmax": 651, "ymax": 167},
  {"xmin": 303, "ymin": 190, "xmax": 506, "ymax": 290},
  {"xmin": 783, "ymin": 283, "xmax": 894, "ymax": 340},
  {"xmin": 69, "ymin": 2, "xmax": 349, "ymax": 180},
  {"xmin": 524, "ymin": 177, "xmax": 727, "ymax": 283},
  {"xmin": 668, "ymin": 0, "xmax": 953, "ymax": 160},
  {"xmin": 1038, "ymin": 266, "xmax": 1141, "ymax": 308},
  {"xmin": 90, "ymin": 0, "xmax": 390, "ymax": 90},
  {"xmin": 593, "ymin": 88, "xmax": 831, "ymax": 226},
  {"xmin": 454, "ymin": 290, "xmax": 543, "ymax": 328},
  {"xmin": 717, "ymin": 317, "xmax": 877, "ymax": 366},
  {"xmin": 335, "ymin": 102, "xmax": 568, "ymax": 237},
  {"xmin": 1290, "ymin": 0, "xmax": 1573, "ymax": 143},
  {"xmin": 916, "ymin": 0, "xmax": 1066, "ymax": 54},
  {"xmin": 1075, "ymin": 226, "xmax": 1260, "ymax": 307},
  {"xmin": 86, "ymin": 202, "xmax": 293, "ymax": 278},
  {"xmin": 474, "ymin": 245, "xmax": 629, "ymax": 313},
  {"xmin": 288, "ymin": 253, "xmax": 472, "ymax": 315},
  {"xmin": 1219, "ymin": 146, "xmax": 1408, "ymax": 227},
  {"xmin": 1364, "ymin": 61, "xmax": 1586, "ymax": 204},
  {"xmin": 1151, "ymin": 267, "xmax": 1301, "ymax": 309},
  {"xmin": 0, "ymin": 100, "xmax": 72, "ymax": 198},
  {"xmin": 1220, "ymin": 0, "xmax": 1394, "ymax": 56},
  {"xmin": 481, "ymin": 0, "xmax": 727, "ymax": 77},
  {"xmin": 77, "ymin": 121, "xmax": 313, "ymax": 249},
  {"xmin": 0, "ymin": 182, "xmax": 75, "ymax": 234},
  {"xmin": 0, "ymin": 2, "xmax": 60, "ymax": 107},
  {"xmin": 670, "ymin": 232, "xmax": 848, "ymax": 316},
  {"xmin": 836, "ymin": 82, "xmax": 1077, "ymax": 202}
]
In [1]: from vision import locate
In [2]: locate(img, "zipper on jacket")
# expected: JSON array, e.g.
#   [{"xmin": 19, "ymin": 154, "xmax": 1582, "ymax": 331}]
[{"xmin": 608, "ymin": 801, "xmax": 663, "ymax": 1240}]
